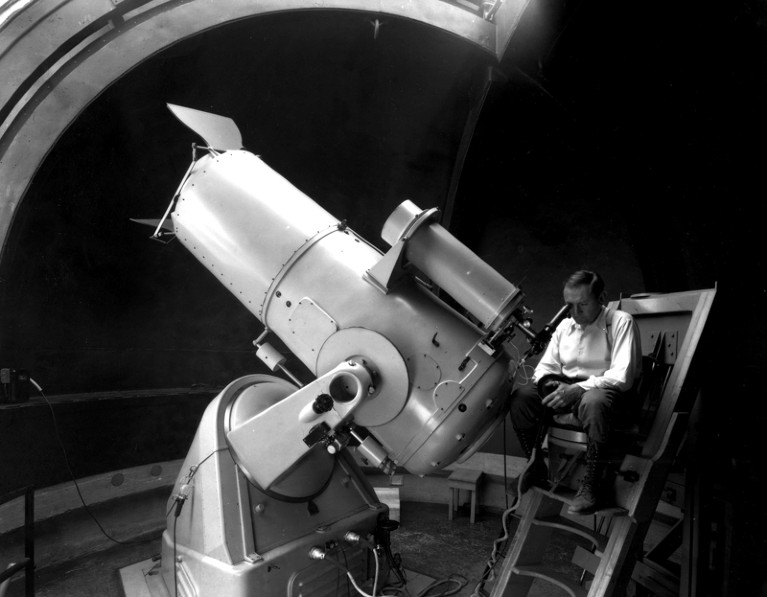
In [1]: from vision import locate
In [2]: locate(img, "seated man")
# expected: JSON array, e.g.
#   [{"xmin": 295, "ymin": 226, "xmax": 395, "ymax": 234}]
[{"xmin": 509, "ymin": 270, "xmax": 642, "ymax": 514}]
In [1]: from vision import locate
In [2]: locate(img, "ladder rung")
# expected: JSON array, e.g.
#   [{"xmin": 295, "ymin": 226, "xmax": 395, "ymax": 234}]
[
  {"xmin": 532, "ymin": 485, "xmax": 577, "ymax": 503},
  {"xmin": 512, "ymin": 564, "xmax": 588, "ymax": 597},
  {"xmin": 572, "ymin": 544, "xmax": 601, "ymax": 574},
  {"xmin": 532, "ymin": 515, "xmax": 608, "ymax": 551},
  {"xmin": 632, "ymin": 559, "xmax": 679, "ymax": 597}
]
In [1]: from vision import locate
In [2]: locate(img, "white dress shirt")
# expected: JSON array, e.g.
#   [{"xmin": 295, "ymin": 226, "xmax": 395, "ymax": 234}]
[{"xmin": 533, "ymin": 306, "xmax": 642, "ymax": 392}]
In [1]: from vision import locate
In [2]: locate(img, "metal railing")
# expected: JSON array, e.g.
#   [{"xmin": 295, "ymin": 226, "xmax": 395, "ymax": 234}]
[{"xmin": 0, "ymin": 485, "xmax": 34, "ymax": 597}]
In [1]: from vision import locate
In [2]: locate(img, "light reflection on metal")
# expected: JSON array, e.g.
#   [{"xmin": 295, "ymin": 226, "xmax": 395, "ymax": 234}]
[{"xmin": 0, "ymin": 0, "xmax": 35, "ymax": 30}]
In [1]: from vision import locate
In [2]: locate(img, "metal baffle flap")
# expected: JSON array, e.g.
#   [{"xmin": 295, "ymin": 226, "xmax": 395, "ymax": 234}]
[{"xmin": 167, "ymin": 104, "xmax": 243, "ymax": 150}]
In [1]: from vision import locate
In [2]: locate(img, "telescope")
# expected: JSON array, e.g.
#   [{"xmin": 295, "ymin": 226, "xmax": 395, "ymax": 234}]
[{"xmin": 136, "ymin": 104, "xmax": 544, "ymax": 597}]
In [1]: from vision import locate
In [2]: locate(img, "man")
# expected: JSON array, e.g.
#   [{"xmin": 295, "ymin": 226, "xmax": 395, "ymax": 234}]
[{"xmin": 509, "ymin": 270, "xmax": 642, "ymax": 514}]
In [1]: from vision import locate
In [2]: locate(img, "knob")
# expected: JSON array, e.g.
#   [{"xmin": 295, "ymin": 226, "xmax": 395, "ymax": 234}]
[{"xmin": 312, "ymin": 393, "xmax": 334, "ymax": 414}]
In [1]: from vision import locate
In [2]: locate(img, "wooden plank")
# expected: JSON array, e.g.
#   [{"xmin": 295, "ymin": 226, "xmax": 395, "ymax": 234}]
[
  {"xmin": 632, "ymin": 560, "xmax": 679, "ymax": 597},
  {"xmin": 489, "ymin": 491, "xmax": 564, "ymax": 597},
  {"xmin": 643, "ymin": 290, "xmax": 715, "ymax": 458},
  {"xmin": 533, "ymin": 515, "xmax": 608, "ymax": 551},
  {"xmin": 512, "ymin": 564, "xmax": 588, "ymax": 597},
  {"xmin": 586, "ymin": 516, "xmax": 640, "ymax": 596},
  {"xmin": 572, "ymin": 545, "xmax": 600, "ymax": 575}
]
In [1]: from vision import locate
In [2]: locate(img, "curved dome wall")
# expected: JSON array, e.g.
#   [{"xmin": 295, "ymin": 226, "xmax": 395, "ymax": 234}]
[
  {"xmin": 0, "ymin": 2, "xmax": 513, "ymax": 393},
  {"xmin": 0, "ymin": 0, "xmax": 532, "ymax": 254}
]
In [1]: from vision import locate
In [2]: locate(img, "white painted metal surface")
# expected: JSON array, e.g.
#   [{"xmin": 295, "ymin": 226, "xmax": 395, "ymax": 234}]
[{"xmin": 169, "ymin": 138, "xmax": 517, "ymax": 476}]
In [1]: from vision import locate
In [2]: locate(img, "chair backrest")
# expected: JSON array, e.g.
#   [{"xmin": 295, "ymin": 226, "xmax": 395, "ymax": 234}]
[{"xmin": 609, "ymin": 288, "xmax": 716, "ymax": 459}]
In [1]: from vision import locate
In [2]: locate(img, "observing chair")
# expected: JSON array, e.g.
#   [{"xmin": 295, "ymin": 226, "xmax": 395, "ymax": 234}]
[
  {"xmin": 488, "ymin": 287, "xmax": 716, "ymax": 597},
  {"xmin": 546, "ymin": 328, "xmax": 675, "ymax": 498}
]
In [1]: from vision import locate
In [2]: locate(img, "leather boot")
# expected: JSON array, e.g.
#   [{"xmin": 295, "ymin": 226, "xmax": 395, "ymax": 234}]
[
  {"xmin": 508, "ymin": 426, "xmax": 549, "ymax": 498},
  {"xmin": 568, "ymin": 439, "xmax": 606, "ymax": 515}
]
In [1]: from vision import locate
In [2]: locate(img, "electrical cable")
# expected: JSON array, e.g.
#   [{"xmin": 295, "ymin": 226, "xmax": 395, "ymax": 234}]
[
  {"xmin": 340, "ymin": 543, "xmax": 354, "ymax": 596},
  {"xmin": 468, "ymin": 498, "xmax": 521, "ymax": 597},
  {"xmin": 506, "ymin": 340, "xmax": 535, "ymax": 386},
  {"xmin": 468, "ymin": 408, "xmax": 527, "ymax": 597},
  {"xmin": 30, "ymin": 378, "xmax": 230, "ymax": 597},
  {"xmin": 502, "ymin": 417, "xmax": 508, "ymax": 511},
  {"xmin": 167, "ymin": 447, "xmax": 230, "ymax": 597},
  {"xmin": 30, "ymin": 378, "xmax": 148, "ymax": 546},
  {"xmin": 326, "ymin": 548, "xmax": 380, "ymax": 597},
  {"xmin": 381, "ymin": 531, "xmax": 408, "ymax": 590},
  {"xmin": 164, "ymin": 448, "xmax": 228, "ymax": 519},
  {"xmin": 453, "ymin": 339, "xmax": 541, "ymax": 596},
  {"xmin": 416, "ymin": 574, "xmax": 467, "ymax": 597},
  {"xmin": 379, "ymin": 539, "xmax": 410, "ymax": 596}
]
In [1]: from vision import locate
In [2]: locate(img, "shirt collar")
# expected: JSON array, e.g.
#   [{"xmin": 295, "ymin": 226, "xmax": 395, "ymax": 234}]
[{"xmin": 567, "ymin": 306, "xmax": 607, "ymax": 332}]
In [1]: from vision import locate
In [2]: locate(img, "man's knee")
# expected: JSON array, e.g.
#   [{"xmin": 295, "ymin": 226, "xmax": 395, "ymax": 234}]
[
  {"xmin": 509, "ymin": 383, "xmax": 543, "ymax": 427},
  {"xmin": 577, "ymin": 388, "xmax": 619, "ymax": 442},
  {"xmin": 579, "ymin": 389, "xmax": 613, "ymax": 416}
]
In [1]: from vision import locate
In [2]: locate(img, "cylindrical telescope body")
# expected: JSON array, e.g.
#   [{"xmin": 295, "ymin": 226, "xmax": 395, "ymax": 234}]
[
  {"xmin": 172, "ymin": 151, "xmax": 515, "ymax": 475},
  {"xmin": 381, "ymin": 200, "xmax": 523, "ymax": 332},
  {"xmin": 171, "ymin": 152, "xmax": 339, "ymax": 314}
]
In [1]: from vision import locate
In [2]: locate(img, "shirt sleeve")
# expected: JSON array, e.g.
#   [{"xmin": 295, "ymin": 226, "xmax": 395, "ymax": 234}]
[
  {"xmin": 577, "ymin": 312, "xmax": 641, "ymax": 392},
  {"xmin": 532, "ymin": 320, "xmax": 568, "ymax": 384}
]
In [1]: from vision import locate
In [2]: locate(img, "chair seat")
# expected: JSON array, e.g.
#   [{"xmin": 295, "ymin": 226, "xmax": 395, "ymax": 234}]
[
  {"xmin": 549, "ymin": 414, "xmax": 589, "ymax": 447},
  {"xmin": 549, "ymin": 414, "xmax": 642, "ymax": 447}
]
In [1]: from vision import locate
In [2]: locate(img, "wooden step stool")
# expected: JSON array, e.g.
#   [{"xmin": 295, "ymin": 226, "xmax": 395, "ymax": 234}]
[{"xmin": 448, "ymin": 468, "xmax": 483, "ymax": 523}]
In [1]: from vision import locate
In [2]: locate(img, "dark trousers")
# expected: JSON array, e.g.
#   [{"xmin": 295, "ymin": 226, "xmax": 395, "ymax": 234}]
[{"xmin": 509, "ymin": 377, "xmax": 631, "ymax": 444}]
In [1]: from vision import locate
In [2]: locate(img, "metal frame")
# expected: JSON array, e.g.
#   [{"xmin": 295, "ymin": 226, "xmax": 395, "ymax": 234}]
[{"xmin": 0, "ymin": 485, "xmax": 35, "ymax": 597}]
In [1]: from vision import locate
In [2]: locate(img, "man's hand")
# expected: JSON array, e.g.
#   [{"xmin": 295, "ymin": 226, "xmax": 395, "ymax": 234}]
[{"xmin": 541, "ymin": 382, "xmax": 585, "ymax": 411}]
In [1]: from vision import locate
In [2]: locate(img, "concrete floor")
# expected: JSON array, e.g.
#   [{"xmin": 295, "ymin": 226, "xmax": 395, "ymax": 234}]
[
  {"xmin": 2, "ymin": 500, "xmax": 596, "ymax": 597},
  {"xmin": 390, "ymin": 501, "xmax": 593, "ymax": 597}
]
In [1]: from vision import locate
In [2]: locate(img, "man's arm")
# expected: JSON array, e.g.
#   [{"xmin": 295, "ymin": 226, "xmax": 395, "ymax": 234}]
[{"xmin": 532, "ymin": 321, "xmax": 566, "ymax": 384}]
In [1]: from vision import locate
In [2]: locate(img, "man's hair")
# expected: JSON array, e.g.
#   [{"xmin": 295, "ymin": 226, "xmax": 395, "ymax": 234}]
[{"xmin": 564, "ymin": 270, "xmax": 605, "ymax": 299}]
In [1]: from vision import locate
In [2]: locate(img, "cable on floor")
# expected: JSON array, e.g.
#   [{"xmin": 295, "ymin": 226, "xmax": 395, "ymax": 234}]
[{"xmin": 30, "ymin": 378, "xmax": 151, "ymax": 547}]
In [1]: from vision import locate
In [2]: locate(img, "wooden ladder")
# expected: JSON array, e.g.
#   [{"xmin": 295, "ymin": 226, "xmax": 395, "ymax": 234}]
[{"xmin": 489, "ymin": 411, "xmax": 688, "ymax": 597}]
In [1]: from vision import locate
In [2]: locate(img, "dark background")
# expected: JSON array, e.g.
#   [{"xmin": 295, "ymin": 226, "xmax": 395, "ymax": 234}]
[{"xmin": 0, "ymin": 2, "xmax": 765, "ymax": 593}]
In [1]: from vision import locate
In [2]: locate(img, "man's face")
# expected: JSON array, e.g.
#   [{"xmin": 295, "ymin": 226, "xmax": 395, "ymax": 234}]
[{"xmin": 563, "ymin": 284, "xmax": 602, "ymax": 326}]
